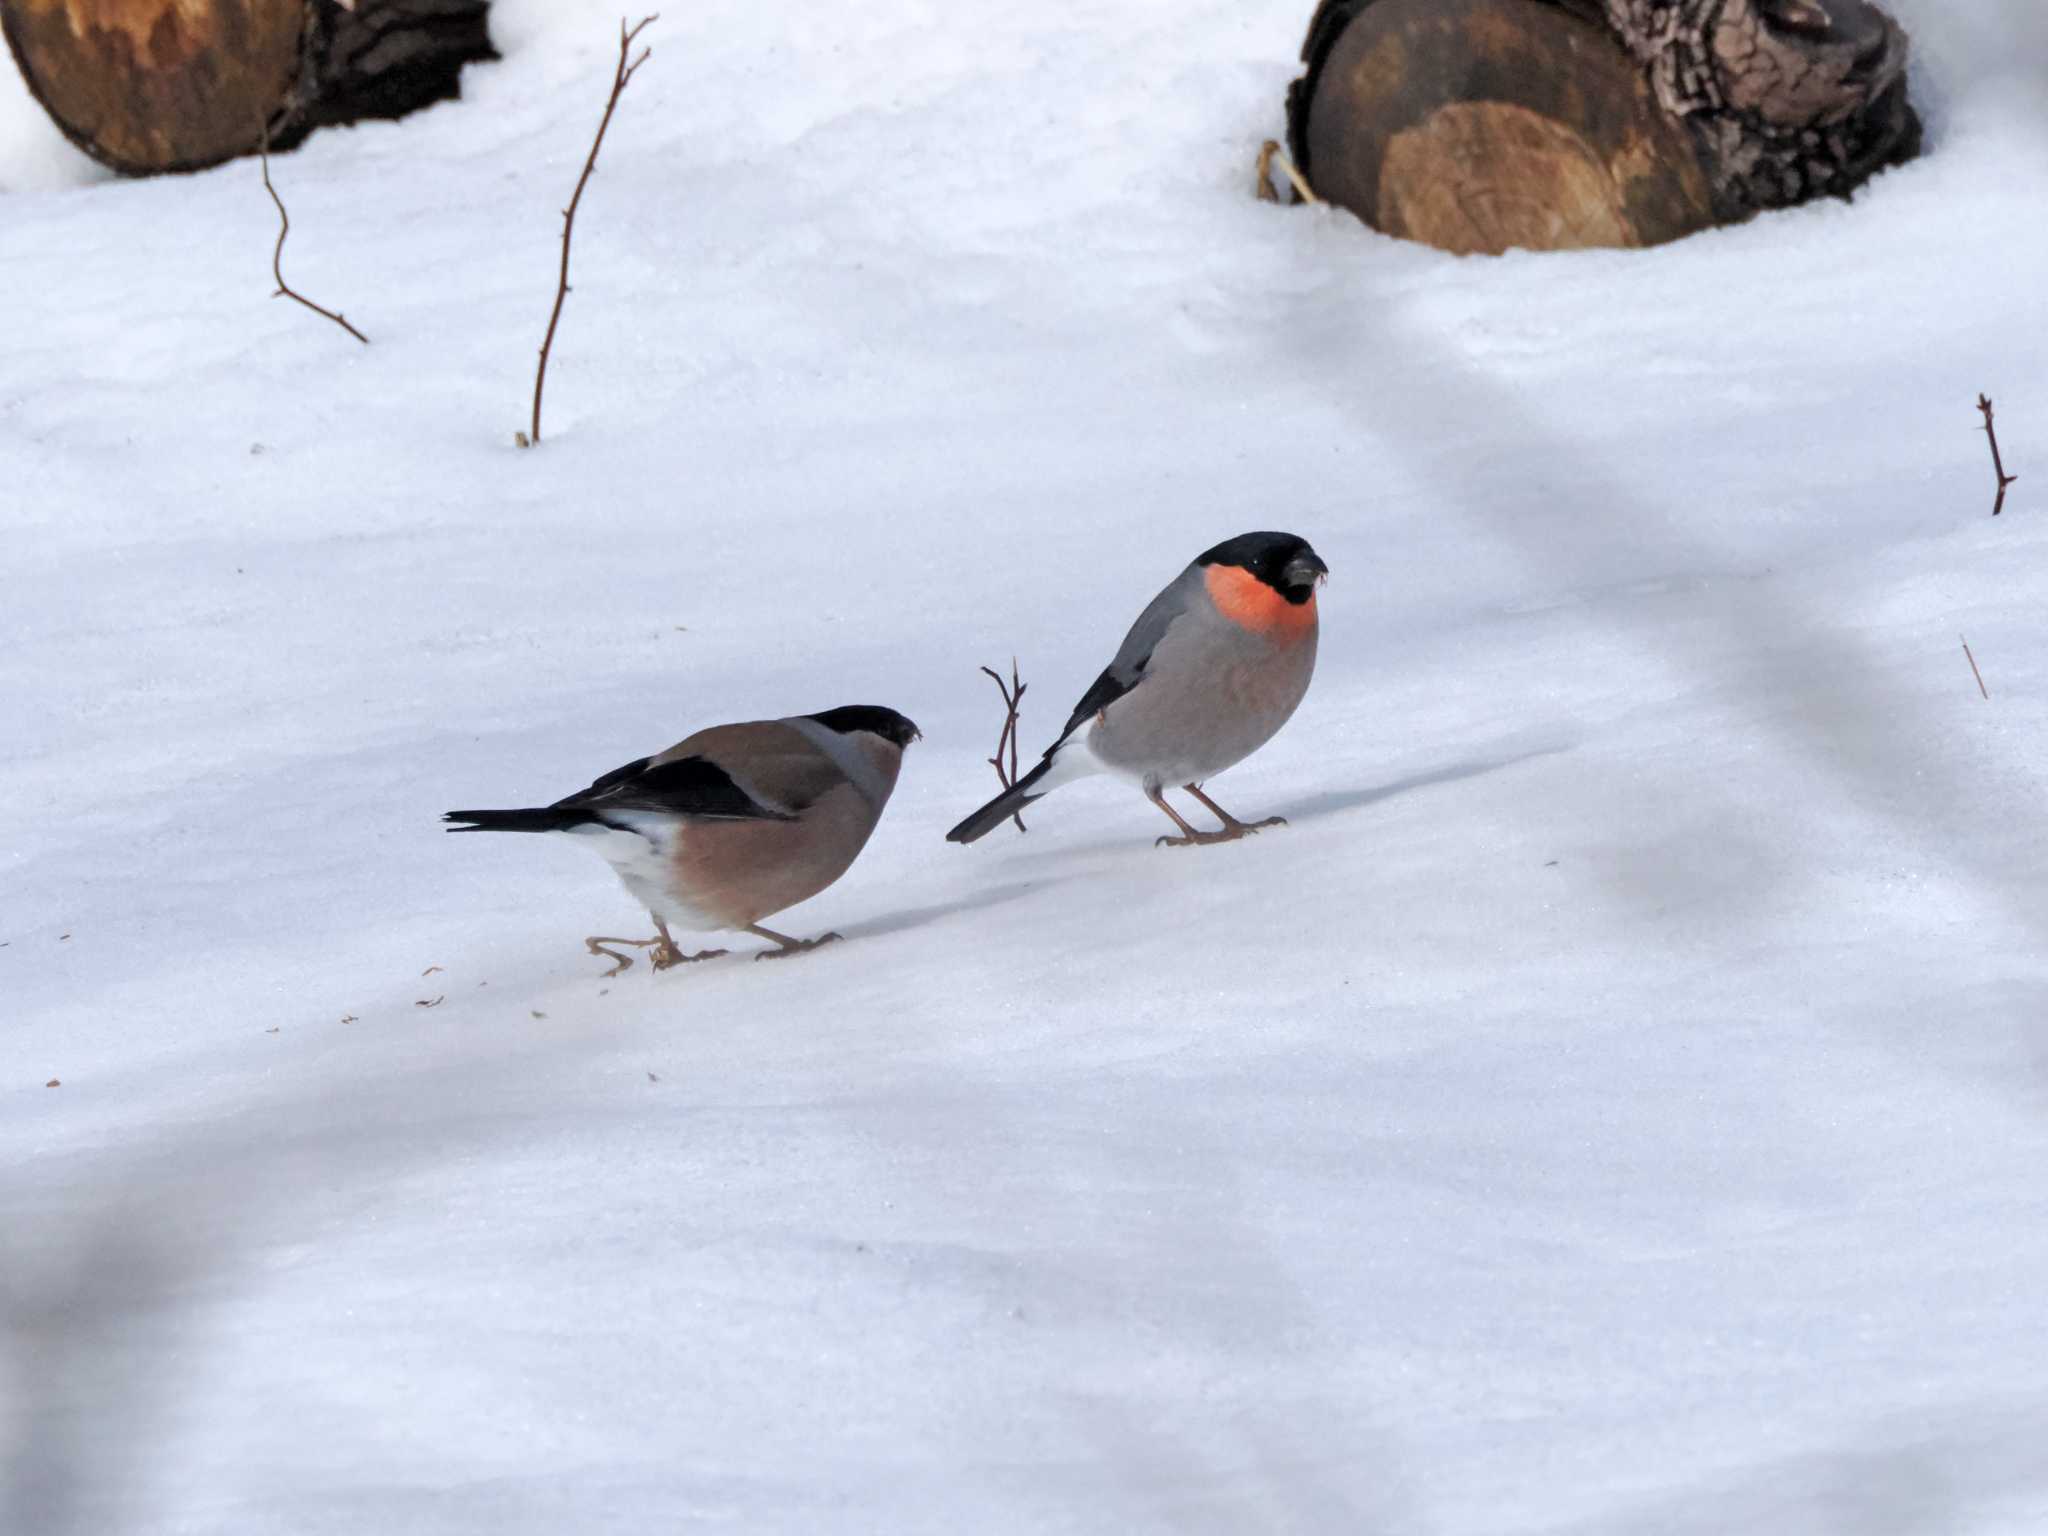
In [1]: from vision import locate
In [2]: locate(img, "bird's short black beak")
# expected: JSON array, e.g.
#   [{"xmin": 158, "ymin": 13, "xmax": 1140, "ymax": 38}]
[{"xmin": 1284, "ymin": 552, "xmax": 1330, "ymax": 589}]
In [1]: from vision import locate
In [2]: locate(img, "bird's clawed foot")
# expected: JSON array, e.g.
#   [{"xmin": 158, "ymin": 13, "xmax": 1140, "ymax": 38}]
[
  {"xmin": 746, "ymin": 924, "xmax": 843, "ymax": 961},
  {"xmin": 1155, "ymin": 825, "xmax": 1268, "ymax": 848},
  {"xmin": 1148, "ymin": 785, "xmax": 1288, "ymax": 849},
  {"xmin": 1184, "ymin": 784, "xmax": 1286, "ymax": 838},
  {"xmin": 587, "ymin": 920, "xmax": 723, "ymax": 977},
  {"xmin": 1225, "ymin": 813, "xmax": 1289, "ymax": 835}
]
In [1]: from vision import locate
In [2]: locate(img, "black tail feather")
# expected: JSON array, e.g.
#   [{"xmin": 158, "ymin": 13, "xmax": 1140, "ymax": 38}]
[
  {"xmin": 945, "ymin": 757, "xmax": 1055, "ymax": 845},
  {"xmin": 443, "ymin": 807, "xmax": 601, "ymax": 834}
]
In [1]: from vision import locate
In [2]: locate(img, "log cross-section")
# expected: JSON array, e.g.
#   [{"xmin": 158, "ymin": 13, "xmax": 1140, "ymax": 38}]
[
  {"xmin": 1284, "ymin": 0, "xmax": 1918, "ymax": 255},
  {"xmin": 2, "ymin": 0, "xmax": 496, "ymax": 176},
  {"xmin": 1291, "ymin": 0, "xmax": 1718, "ymax": 255}
]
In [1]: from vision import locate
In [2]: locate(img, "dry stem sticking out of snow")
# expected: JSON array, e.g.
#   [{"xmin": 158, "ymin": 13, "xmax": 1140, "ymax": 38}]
[
  {"xmin": 978, "ymin": 659, "xmax": 1030, "ymax": 833},
  {"xmin": 1978, "ymin": 394, "xmax": 2018, "ymax": 516},
  {"xmin": 259, "ymin": 125, "xmax": 368, "ymax": 345},
  {"xmin": 525, "ymin": 15, "xmax": 658, "ymax": 447}
]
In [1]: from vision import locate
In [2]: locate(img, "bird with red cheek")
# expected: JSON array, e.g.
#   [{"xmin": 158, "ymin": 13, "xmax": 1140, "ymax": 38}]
[{"xmin": 947, "ymin": 531, "xmax": 1327, "ymax": 848}]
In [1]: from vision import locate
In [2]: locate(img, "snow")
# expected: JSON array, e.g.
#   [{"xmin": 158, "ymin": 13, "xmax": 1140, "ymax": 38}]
[{"xmin": 4, "ymin": 0, "xmax": 2047, "ymax": 1530}]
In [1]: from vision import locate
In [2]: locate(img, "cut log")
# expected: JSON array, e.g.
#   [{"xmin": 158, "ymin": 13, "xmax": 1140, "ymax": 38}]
[
  {"xmin": 1, "ymin": 0, "xmax": 495, "ymax": 176},
  {"xmin": 1284, "ymin": 0, "xmax": 1919, "ymax": 256},
  {"xmin": 1288, "ymin": 0, "xmax": 1715, "ymax": 255}
]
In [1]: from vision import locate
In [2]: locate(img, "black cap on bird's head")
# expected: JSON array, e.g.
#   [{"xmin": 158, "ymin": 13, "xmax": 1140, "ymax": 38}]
[
  {"xmin": 1197, "ymin": 531, "xmax": 1329, "ymax": 606},
  {"xmin": 805, "ymin": 705, "xmax": 922, "ymax": 749}
]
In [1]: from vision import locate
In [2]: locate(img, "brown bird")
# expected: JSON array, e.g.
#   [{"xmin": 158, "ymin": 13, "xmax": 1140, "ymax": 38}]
[
  {"xmin": 446, "ymin": 706, "xmax": 919, "ymax": 975},
  {"xmin": 947, "ymin": 532, "xmax": 1325, "ymax": 846}
]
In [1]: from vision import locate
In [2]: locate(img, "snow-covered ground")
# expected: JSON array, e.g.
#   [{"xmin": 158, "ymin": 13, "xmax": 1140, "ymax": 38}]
[{"xmin": 5, "ymin": 1, "xmax": 2047, "ymax": 1530}]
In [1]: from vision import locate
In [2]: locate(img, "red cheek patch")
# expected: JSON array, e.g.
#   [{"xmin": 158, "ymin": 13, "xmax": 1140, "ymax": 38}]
[{"xmin": 1205, "ymin": 564, "xmax": 1316, "ymax": 638}]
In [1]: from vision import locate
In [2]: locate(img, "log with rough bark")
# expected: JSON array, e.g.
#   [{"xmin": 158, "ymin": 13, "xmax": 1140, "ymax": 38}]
[
  {"xmin": 1, "ymin": 0, "xmax": 496, "ymax": 176},
  {"xmin": 1285, "ymin": 0, "xmax": 1919, "ymax": 255}
]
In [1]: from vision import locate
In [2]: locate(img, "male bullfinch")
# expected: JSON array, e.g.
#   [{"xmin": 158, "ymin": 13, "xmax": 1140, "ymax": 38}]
[
  {"xmin": 948, "ymin": 532, "xmax": 1326, "ymax": 847},
  {"xmin": 448, "ymin": 705, "xmax": 919, "ymax": 974}
]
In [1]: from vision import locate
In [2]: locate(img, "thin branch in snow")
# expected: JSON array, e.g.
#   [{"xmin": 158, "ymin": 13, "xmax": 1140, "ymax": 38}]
[
  {"xmin": 1977, "ymin": 394, "xmax": 2017, "ymax": 516},
  {"xmin": 259, "ymin": 124, "xmax": 368, "ymax": 345},
  {"xmin": 1961, "ymin": 635, "xmax": 1989, "ymax": 700},
  {"xmin": 978, "ymin": 658, "xmax": 1030, "ymax": 833},
  {"xmin": 525, "ymin": 15, "xmax": 657, "ymax": 448},
  {"xmin": 1255, "ymin": 139, "xmax": 1321, "ymax": 206}
]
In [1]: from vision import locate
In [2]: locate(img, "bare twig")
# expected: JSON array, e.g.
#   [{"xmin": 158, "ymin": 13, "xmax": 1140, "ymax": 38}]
[
  {"xmin": 1255, "ymin": 140, "xmax": 1281, "ymax": 204},
  {"xmin": 1977, "ymin": 394, "xmax": 2017, "ymax": 516},
  {"xmin": 259, "ymin": 125, "xmax": 368, "ymax": 345},
  {"xmin": 1255, "ymin": 139, "xmax": 1322, "ymax": 206},
  {"xmin": 1961, "ymin": 636, "xmax": 1989, "ymax": 700},
  {"xmin": 978, "ymin": 659, "xmax": 1030, "ymax": 833},
  {"xmin": 527, "ymin": 15, "xmax": 657, "ymax": 447}
]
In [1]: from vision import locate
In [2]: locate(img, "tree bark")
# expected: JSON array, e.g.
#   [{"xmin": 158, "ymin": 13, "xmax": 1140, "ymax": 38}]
[{"xmin": 2, "ymin": 0, "xmax": 495, "ymax": 176}]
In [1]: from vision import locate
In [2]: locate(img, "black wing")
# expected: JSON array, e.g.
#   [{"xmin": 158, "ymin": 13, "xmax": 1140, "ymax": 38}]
[
  {"xmin": 1058, "ymin": 663, "xmax": 1146, "ymax": 744},
  {"xmin": 553, "ymin": 755, "xmax": 799, "ymax": 821}
]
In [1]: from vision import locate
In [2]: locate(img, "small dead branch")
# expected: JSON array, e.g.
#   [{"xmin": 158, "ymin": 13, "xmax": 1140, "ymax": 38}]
[
  {"xmin": 1961, "ymin": 635, "xmax": 1989, "ymax": 700},
  {"xmin": 1255, "ymin": 139, "xmax": 1322, "ymax": 206},
  {"xmin": 259, "ymin": 125, "xmax": 368, "ymax": 345},
  {"xmin": 978, "ymin": 658, "xmax": 1030, "ymax": 833},
  {"xmin": 1255, "ymin": 141, "xmax": 1279, "ymax": 203},
  {"xmin": 527, "ymin": 15, "xmax": 657, "ymax": 447},
  {"xmin": 1977, "ymin": 394, "xmax": 2018, "ymax": 516}
]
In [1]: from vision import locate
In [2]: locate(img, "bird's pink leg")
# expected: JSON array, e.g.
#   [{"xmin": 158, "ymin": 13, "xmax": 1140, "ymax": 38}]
[
  {"xmin": 1149, "ymin": 787, "xmax": 1239, "ymax": 848},
  {"xmin": 1183, "ymin": 783, "xmax": 1287, "ymax": 837}
]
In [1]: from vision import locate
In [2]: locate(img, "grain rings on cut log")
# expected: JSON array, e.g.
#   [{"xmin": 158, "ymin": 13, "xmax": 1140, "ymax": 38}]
[
  {"xmin": 1, "ymin": 0, "xmax": 497, "ymax": 176},
  {"xmin": 1283, "ymin": 0, "xmax": 1920, "ymax": 255}
]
